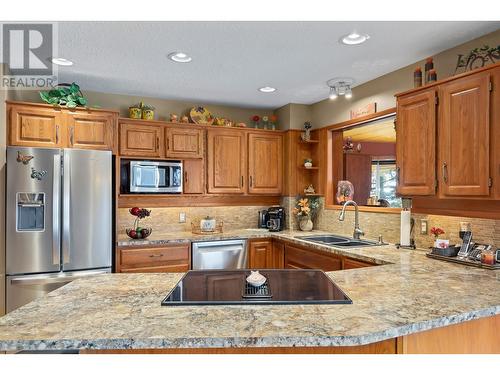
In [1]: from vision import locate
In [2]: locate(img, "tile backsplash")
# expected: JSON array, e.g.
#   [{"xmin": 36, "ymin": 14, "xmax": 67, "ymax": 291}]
[
  {"xmin": 283, "ymin": 196, "xmax": 500, "ymax": 249},
  {"xmin": 117, "ymin": 205, "xmax": 267, "ymax": 236}
]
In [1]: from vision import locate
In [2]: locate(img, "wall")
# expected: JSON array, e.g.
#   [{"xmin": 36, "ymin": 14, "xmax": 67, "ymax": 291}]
[
  {"xmin": 275, "ymin": 103, "xmax": 312, "ymax": 130},
  {"xmin": 117, "ymin": 205, "xmax": 267, "ymax": 240},
  {"xmin": 10, "ymin": 90, "xmax": 276, "ymax": 129},
  {"xmin": 311, "ymin": 28, "xmax": 500, "ymax": 127}
]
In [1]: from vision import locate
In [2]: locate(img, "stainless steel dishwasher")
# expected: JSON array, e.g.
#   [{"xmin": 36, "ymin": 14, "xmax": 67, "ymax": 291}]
[{"xmin": 192, "ymin": 240, "xmax": 248, "ymax": 270}]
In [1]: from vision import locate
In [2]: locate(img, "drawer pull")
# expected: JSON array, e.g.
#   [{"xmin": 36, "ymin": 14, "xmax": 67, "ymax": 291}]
[{"xmin": 149, "ymin": 254, "xmax": 164, "ymax": 258}]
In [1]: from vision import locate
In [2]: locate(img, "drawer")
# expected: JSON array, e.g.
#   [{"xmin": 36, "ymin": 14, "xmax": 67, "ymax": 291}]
[
  {"xmin": 118, "ymin": 244, "xmax": 190, "ymax": 272},
  {"xmin": 342, "ymin": 257, "xmax": 376, "ymax": 269},
  {"xmin": 284, "ymin": 244, "xmax": 341, "ymax": 271}
]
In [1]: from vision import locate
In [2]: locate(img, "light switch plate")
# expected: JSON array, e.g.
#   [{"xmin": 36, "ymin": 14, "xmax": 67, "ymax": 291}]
[
  {"xmin": 179, "ymin": 212, "xmax": 186, "ymax": 223},
  {"xmin": 420, "ymin": 219, "xmax": 428, "ymax": 235}
]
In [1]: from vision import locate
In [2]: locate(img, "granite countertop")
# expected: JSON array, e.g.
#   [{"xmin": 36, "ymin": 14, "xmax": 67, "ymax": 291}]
[{"xmin": 1, "ymin": 230, "xmax": 499, "ymax": 351}]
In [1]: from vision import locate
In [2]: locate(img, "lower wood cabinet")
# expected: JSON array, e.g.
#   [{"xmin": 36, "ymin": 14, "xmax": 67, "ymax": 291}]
[
  {"xmin": 284, "ymin": 243, "xmax": 341, "ymax": 271},
  {"xmin": 342, "ymin": 256, "xmax": 376, "ymax": 269},
  {"xmin": 248, "ymin": 239, "xmax": 285, "ymax": 269},
  {"xmin": 116, "ymin": 243, "xmax": 190, "ymax": 273}
]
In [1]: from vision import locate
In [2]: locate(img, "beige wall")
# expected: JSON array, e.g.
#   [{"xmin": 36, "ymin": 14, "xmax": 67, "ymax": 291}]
[
  {"xmin": 311, "ymin": 28, "xmax": 500, "ymax": 127},
  {"xmin": 11, "ymin": 90, "xmax": 275, "ymax": 127}
]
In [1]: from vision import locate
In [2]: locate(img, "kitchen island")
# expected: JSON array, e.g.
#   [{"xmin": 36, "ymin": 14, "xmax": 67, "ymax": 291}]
[{"xmin": 1, "ymin": 231, "xmax": 499, "ymax": 354}]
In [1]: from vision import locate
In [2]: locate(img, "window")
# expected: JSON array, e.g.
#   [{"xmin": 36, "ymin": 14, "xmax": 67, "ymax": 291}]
[{"xmin": 370, "ymin": 160, "xmax": 401, "ymax": 207}]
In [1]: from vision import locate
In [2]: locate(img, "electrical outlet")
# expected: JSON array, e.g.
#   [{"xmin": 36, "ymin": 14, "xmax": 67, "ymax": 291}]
[
  {"xmin": 420, "ymin": 219, "xmax": 428, "ymax": 235},
  {"xmin": 179, "ymin": 212, "xmax": 186, "ymax": 223}
]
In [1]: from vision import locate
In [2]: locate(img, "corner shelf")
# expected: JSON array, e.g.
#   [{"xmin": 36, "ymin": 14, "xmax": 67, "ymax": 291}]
[
  {"xmin": 301, "ymin": 166, "xmax": 319, "ymax": 170},
  {"xmin": 299, "ymin": 139, "xmax": 319, "ymax": 144}
]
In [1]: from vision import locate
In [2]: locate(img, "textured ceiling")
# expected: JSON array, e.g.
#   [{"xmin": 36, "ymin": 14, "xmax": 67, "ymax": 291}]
[{"xmin": 55, "ymin": 21, "xmax": 500, "ymax": 109}]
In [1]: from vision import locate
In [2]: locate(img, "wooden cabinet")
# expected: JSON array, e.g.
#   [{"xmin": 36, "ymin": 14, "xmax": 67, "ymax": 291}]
[
  {"xmin": 344, "ymin": 153, "xmax": 372, "ymax": 204},
  {"xmin": 248, "ymin": 133, "xmax": 283, "ymax": 194},
  {"xmin": 119, "ymin": 122, "xmax": 164, "ymax": 158},
  {"xmin": 8, "ymin": 103, "xmax": 65, "ymax": 148},
  {"xmin": 116, "ymin": 243, "xmax": 190, "ymax": 273},
  {"xmin": 166, "ymin": 128, "xmax": 204, "ymax": 158},
  {"xmin": 207, "ymin": 128, "xmax": 246, "ymax": 194},
  {"xmin": 66, "ymin": 111, "xmax": 114, "ymax": 150},
  {"xmin": 7, "ymin": 101, "xmax": 118, "ymax": 151},
  {"xmin": 396, "ymin": 89, "xmax": 437, "ymax": 196},
  {"xmin": 271, "ymin": 240, "xmax": 285, "ymax": 269},
  {"xmin": 284, "ymin": 244, "xmax": 341, "ymax": 271},
  {"xmin": 342, "ymin": 257, "xmax": 376, "ymax": 269},
  {"xmin": 438, "ymin": 72, "xmax": 491, "ymax": 197},
  {"xmin": 183, "ymin": 158, "xmax": 205, "ymax": 194},
  {"xmin": 248, "ymin": 239, "xmax": 273, "ymax": 269}
]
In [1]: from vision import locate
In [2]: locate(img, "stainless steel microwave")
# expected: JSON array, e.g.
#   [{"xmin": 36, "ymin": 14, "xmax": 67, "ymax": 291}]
[{"xmin": 129, "ymin": 160, "xmax": 182, "ymax": 193}]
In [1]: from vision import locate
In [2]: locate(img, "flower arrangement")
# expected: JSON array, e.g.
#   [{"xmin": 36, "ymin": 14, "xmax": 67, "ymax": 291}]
[
  {"xmin": 292, "ymin": 196, "xmax": 321, "ymax": 219},
  {"xmin": 251, "ymin": 115, "xmax": 260, "ymax": 128},
  {"xmin": 430, "ymin": 227, "xmax": 445, "ymax": 239},
  {"xmin": 126, "ymin": 207, "xmax": 152, "ymax": 239},
  {"xmin": 430, "ymin": 227, "xmax": 449, "ymax": 249}
]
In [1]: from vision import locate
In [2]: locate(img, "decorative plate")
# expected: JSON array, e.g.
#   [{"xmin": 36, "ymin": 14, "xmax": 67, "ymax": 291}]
[{"xmin": 190, "ymin": 106, "xmax": 214, "ymax": 125}]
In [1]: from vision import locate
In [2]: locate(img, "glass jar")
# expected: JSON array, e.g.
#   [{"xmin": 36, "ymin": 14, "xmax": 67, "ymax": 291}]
[{"xmin": 481, "ymin": 248, "xmax": 496, "ymax": 265}]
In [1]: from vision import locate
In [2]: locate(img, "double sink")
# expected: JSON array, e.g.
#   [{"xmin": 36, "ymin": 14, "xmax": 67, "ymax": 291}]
[{"xmin": 298, "ymin": 234, "xmax": 381, "ymax": 248}]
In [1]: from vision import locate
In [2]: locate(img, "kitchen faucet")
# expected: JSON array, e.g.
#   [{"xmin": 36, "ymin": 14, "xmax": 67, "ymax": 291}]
[{"xmin": 339, "ymin": 200, "xmax": 364, "ymax": 240}]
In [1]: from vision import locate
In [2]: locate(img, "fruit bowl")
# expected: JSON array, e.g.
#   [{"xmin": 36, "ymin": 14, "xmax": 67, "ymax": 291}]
[{"xmin": 126, "ymin": 227, "xmax": 153, "ymax": 240}]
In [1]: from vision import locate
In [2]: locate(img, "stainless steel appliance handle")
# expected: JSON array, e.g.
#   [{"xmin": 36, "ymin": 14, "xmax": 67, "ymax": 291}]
[
  {"xmin": 52, "ymin": 153, "xmax": 61, "ymax": 266},
  {"xmin": 10, "ymin": 270, "xmax": 109, "ymax": 286},
  {"xmin": 63, "ymin": 152, "xmax": 71, "ymax": 264},
  {"xmin": 155, "ymin": 167, "xmax": 160, "ymax": 188}
]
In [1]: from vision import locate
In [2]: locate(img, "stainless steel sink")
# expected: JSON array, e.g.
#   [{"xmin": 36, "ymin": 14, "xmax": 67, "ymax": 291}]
[{"xmin": 298, "ymin": 234, "xmax": 380, "ymax": 248}]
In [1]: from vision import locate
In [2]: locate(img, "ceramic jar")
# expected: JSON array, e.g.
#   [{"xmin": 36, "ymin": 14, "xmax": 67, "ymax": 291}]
[
  {"xmin": 200, "ymin": 216, "xmax": 216, "ymax": 232},
  {"xmin": 129, "ymin": 107, "xmax": 142, "ymax": 119},
  {"xmin": 299, "ymin": 216, "xmax": 313, "ymax": 231},
  {"xmin": 142, "ymin": 109, "xmax": 155, "ymax": 120}
]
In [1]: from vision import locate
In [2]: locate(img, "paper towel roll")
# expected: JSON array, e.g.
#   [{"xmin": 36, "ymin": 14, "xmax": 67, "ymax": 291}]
[{"xmin": 400, "ymin": 210, "xmax": 411, "ymax": 246}]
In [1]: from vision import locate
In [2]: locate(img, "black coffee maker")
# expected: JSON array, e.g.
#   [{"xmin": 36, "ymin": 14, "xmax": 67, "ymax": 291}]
[{"xmin": 266, "ymin": 206, "xmax": 285, "ymax": 232}]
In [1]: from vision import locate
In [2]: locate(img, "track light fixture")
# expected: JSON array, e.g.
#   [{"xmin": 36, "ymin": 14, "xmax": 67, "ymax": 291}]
[{"xmin": 327, "ymin": 78, "xmax": 354, "ymax": 100}]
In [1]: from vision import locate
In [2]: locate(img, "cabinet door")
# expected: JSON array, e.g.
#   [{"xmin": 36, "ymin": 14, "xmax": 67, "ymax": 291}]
[
  {"xmin": 271, "ymin": 240, "xmax": 285, "ymax": 269},
  {"xmin": 284, "ymin": 244, "xmax": 341, "ymax": 271},
  {"xmin": 67, "ymin": 112, "xmax": 114, "ymax": 150},
  {"xmin": 248, "ymin": 240, "xmax": 272, "ymax": 269},
  {"xmin": 206, "ymin": 129, "xmax": 246, "ymax": 194},
  {"xmin": 166, "ymin": 128, "xmax": 204, "ymax": 158},
  {"xmin": 396, "ymin": 90, "xmax": 437, "ymax": 195},
  {"xmin": 119, "ymin": 122, "xmax": 164, "ymax": 157},
  {"xmin": 183, "ymin": 158, "xmax": 205, "ymax": 194},
  {"xmin": 344, "ymin": 153, "xmax": 372, "ymax": 204},
  {"xmin": 248, "ymin": 133, "xmax": 283, "ymax": 194},
  {"xmin": 439, "ymin": 73, "xmax": 490, "ymax": 196},
  {"xmin": 8, "ymin": 105, "xmax": 65, "ymax": 148}
]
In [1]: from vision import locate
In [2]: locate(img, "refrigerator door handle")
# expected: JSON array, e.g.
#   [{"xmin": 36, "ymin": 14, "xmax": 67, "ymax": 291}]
[
  {"xmin": 52, "ymin": 153, "xmax": 61, "ymax": 266},
  {"xmin": 9, "ymin": 270, "xmax": 110, "ymax": 286},
  {"xmin": 62, "ymin": 151, "xmax": 71, "ymax": 264}
]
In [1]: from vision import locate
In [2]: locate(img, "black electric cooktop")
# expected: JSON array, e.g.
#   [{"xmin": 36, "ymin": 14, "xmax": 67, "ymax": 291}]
[{"xmin": 161, "ymin": 269, "xmax": 352, "ymax": 306}]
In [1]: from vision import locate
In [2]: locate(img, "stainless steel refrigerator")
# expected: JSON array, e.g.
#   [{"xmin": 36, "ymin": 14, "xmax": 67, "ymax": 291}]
[{"xmin": 6, "ymin": 147, "xmax": 112, "ymax": 312}]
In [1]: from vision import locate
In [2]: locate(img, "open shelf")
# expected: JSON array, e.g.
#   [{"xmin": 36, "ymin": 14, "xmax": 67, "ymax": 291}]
[
  {"xmin": 301, "ymin": 166, "xmax": 319, "ymax": 170},
  {"xmin": 299, "ymin": 139, "xmax": 320, "ymax": 144}
]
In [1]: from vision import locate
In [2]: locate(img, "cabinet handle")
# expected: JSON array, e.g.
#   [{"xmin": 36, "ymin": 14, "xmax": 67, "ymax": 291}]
[
  {"xmin": 396, "ymin": 166, "xmax": 400, "ymax": 184},
  {"xmin": 70, "ymin": 126, "xmax": 74, "ymax": 146},
  {"xmin": 55, "ymin": 125, "xmax": 59, "ymax": 144},
  {"xmin": 156, "ymin": 137, "xmax": 159, "ymax": 151},
  {"xmin": 442, "ymin": 162, "xmax": 448, "ymax": 183},
  {"xmin": 184, "ymin": 171, "xmax": 188, "ymax": 184},
  {"xmin": 250, "ymin": 175, "xmax": 253, "ymax": 187},
  {"xmin": 149, "ymin": 254, "xmax": 164, "ymax": 258},
  {"xmin": 166, "ymin": 138, "xmax": 169, "ymax": 150},
  {"xmin": 240, "ymin": 176, "xmax": 244, "ymax": 188}
]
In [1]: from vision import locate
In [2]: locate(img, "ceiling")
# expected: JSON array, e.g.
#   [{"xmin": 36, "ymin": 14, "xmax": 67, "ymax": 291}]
[
  {"xmin": 55, "ymin": 21, "xmax": 500, "ymax": 109},
  {"xmin": 343, "ymin": 118, "xmax": 396, "ymax": 143}
]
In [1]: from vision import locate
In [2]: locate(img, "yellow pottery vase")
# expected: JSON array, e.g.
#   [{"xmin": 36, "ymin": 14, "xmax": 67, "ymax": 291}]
[
  {"xmin": 142, "ymin": 109, "xmax": 155, "ymax": 120},
  {"xmin": 129, "ymin": 107, "xmax": 142, "ymax": 119}
]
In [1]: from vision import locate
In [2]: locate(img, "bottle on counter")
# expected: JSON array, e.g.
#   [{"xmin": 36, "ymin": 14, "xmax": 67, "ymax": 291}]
[
  {"xmin": 424, "ymin": 57, "xmax": 434, "ymax": 84},
  {"xmin": 414, "ymin": 67, "xmax": 422, "ymax": 88}
]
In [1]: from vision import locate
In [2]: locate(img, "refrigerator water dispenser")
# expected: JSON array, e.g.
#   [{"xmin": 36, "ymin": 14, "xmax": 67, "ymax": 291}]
[{"xmin": 17, "ymin": 192, "xmax": 45, "ymax": 231}]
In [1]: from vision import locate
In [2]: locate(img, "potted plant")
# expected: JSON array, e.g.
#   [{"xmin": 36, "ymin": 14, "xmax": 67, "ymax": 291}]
[
  {"xmin": 141, "ymin": 104, "xmax": 155, "ymax": 120},
  {"xmin": 430, "ymin": 227, "xmax": 448, "ymax": 249},
  {"xmin": 292, "ymin": 196, "xmax": 321, "ymax": 231},
  {"xmin": 129, "ymin": 102, "xmax": 143, "ymax": 119},
  {"xmin": 39, "ymin": 82, "xmax": 88, "ymax": 108},
  {"xmin": 251, "ymin": 115, "xmax": 260, "ymax": 129}
]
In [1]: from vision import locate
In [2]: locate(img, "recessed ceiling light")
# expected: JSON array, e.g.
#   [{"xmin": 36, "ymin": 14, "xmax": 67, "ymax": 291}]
[
  {"xmin": 51, "ymin": 57, "xmax": 73, "ymax": 66},
  {"xmin": 168, "ymin": 52, "xmax": 192, "ymax": 63},
  {"xmin": 258, "ymin": 86, "xmax": 277, "ymax": 93},
  {"xmin": 340, "ymin": 32, "xmax": 370, "ymax": 45}
]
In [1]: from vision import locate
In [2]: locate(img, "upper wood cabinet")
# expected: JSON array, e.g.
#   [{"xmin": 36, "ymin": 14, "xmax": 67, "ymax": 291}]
[
  {"xmin": 119, "ymin": 122, "xmax": 164, "ymax": 158},
  {"xmin": 206, "ymin": 128, "xmax": 246, "ymax": 194},
  {"xmin": 8, "ymin": 103, "xmax": 65, "ymax": 148},
  {"xmin": 7, "ymin": 101, "xmax": 118, "ymax": 151},
  {"xmin": 438, "ymin": 72, "xmax": 491, "ymax": 197},
  {"xmin": 66, "ymin": 111, "xmax": 115, "ymax": 150},
  {"xmin": 248, "ymin": 133, "xmax": 283, "ymax": 195},
  {"xmin": 166, "ymin": 128, "xmax": 204, "ymax": 159},
  {"xmin": 183, "ymin": 158, "xmax": 205, "ymax": 194},
  {"xmin": 396, "ymin": 89, "xmax": 437, "ymax": 196}
]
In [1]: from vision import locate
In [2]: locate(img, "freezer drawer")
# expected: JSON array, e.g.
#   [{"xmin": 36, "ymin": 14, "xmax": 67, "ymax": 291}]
[
  {"xmin": 192, "ymin": 240, "xmax": 247, "ymax": 270},
  {"xmin": 6, "ymin": 269, "xmax": 110, "ymax": 313}
]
